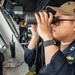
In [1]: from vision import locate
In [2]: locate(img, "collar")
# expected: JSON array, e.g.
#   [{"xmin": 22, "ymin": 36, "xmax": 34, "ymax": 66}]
[{"xmin": 63, "ymin": 40, "xmax": 75, "ymax": 55}]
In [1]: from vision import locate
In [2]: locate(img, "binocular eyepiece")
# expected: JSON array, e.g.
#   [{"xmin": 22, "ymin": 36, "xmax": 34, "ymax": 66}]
[{"xmin": 25, "ymin": 12, "xmax": 57, "ymax": 25}]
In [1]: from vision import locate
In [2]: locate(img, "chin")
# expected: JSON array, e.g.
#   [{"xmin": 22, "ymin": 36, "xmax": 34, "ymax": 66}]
[{"xmin": 53, "ymin": 35, "xmax": 60, "ymax": 40}]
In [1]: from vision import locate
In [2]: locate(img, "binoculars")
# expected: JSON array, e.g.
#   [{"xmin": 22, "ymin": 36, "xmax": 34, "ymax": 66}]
[
  {"xmin": 25, "ymin": 7, "xmax": 57, "ymax": 25},
  {"xmin": 25, "ymin": 12, "xmax": 57, "ymax": 25}
]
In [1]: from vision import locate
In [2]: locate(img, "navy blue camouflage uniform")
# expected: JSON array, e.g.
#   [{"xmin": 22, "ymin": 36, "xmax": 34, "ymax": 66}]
[{"xmin": 24, "ymin": 40, "xmax": 75, "ymax": 75}]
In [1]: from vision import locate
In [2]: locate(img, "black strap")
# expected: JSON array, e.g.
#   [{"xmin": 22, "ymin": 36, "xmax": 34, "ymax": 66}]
[
  {"xmin": 36, "ymin": 0, "xmax": 51, "ymax": 12},
  {"xmin": 41, "ymin": 39, "xmax": 45, "ymax": 67},
  {"xmin": 30, "ymin": 41, "xmax": 39, "ymax": 72},
  {"xmin": 30, "ymin": 38, "xmax": 45, "ymax": 72}
]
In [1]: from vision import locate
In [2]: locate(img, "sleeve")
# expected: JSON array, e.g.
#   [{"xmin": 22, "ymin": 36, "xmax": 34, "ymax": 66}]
[
  {"xmin": 24, "ymin": 45, "xmax": 42, "ymax": 67},
  {"xmin": 24, "ymin": 46, "xmax": 36, "ymax": 66},
  {"xmin": 39, "ymin": 50, "xmax": 75, "ymax": 75}
]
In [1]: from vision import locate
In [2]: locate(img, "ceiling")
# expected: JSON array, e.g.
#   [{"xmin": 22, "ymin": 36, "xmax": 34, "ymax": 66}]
[{"xmin": 2, "ymin": 0, "xmax": 75, "ymax": 12}]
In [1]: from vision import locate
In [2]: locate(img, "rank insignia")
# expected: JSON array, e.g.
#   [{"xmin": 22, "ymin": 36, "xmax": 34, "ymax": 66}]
[{"xmin": 66, "ymin": 56, "xmax": 74, "ymax": 64}]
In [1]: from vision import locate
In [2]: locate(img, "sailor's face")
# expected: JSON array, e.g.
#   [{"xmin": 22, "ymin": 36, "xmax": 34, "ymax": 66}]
[{"xmin": 52, "ymin": 12, "xmax": 75, "ymax": 41}]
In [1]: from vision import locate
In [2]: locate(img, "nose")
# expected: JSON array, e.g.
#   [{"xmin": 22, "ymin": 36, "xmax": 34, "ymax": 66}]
[{"xmin": 51, "ymin": 24, "xmax": 57, "ymax": 28}]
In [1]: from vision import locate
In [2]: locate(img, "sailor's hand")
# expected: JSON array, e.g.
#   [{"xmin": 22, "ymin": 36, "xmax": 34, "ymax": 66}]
[{"xmin": 35, "ymin": 11, "xmax": 54, "ymax": 41}]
